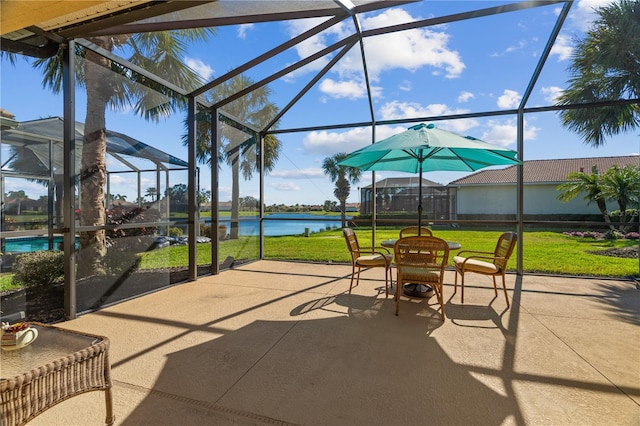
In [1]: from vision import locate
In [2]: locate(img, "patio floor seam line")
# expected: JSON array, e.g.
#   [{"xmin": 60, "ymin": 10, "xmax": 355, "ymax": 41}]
[
  {"xmin": 212, "ymin": 318, "xmax": 302, "ymax": 405},
  {"xmin": 526, "ymin": 309, "xmax": 639, "ymax": 404},
  {"xmin": 111, "ymin": 379, "xmax": 300, "ymax": 425}
]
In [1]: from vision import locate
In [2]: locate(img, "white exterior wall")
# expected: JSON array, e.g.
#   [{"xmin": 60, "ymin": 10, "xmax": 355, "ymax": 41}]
[{"xmin": 456, "ymin": 183, "xmax": 603, "ymax": 215}]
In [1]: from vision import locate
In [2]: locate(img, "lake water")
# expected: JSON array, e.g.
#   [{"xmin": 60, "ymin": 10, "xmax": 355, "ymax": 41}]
[
  {"xmin": 3, "ymin": 214, "xmax": 348, "ymax": 252},
  {"xmin": 217, "ymin": 213, "xmax": 348, "ymax": 236}
]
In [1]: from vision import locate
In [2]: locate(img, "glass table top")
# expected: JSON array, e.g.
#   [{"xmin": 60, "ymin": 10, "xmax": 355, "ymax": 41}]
[{"xmin": 1, "ymin": 324, "xmax": 103, "ymax": 379}]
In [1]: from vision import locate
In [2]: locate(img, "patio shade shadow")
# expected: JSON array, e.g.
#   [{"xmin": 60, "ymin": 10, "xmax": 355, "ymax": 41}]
[
  {"xmin": 121, "ymin": 298, "xmax": 519, "ymax": 425},
  {"xmin": 594, "ymin": 282, "xmax": 640, "ymax": 326}
]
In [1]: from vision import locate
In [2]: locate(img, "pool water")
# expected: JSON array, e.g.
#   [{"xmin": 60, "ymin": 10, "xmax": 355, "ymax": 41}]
[
  {"xmin": 2, "ymin": 214, "xmax": 349, "ymax": 253},
  {"xmin": 3, "ymin": 237, "xmax": 75, "ymax": 253}
]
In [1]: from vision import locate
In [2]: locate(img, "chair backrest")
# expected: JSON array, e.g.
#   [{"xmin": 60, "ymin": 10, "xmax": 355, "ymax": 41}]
[
  {"xmin": 493, "ymin": 232, "xmax": 517, "ymax": 270},
  {"xmin": 394, "ymin": 236, "xmax": 449, "ymax": 281},
  {"xmin": 399, "ymin": 226, "xmax": 433, "ymax": 238},
  {"xmin": 343, "ymin": 228, "xmax": 360, "ymax": 261}
]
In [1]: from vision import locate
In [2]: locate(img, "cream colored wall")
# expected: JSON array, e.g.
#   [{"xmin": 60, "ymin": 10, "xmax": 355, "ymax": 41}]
[{"xmin": 456, "ymin": 184, "xmax": 603, "ymax": 215}]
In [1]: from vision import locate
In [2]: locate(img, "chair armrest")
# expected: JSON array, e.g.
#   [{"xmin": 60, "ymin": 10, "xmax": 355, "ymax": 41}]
[
  {"xmin": 458, "ymin": 254, "xmax": 496, "ymax": 263},
  {"xmin": 360, "ymin": 246, "xmax": 391, "ymax": 254},
  {"xmin": 457, "ymin": 254, "xmax": 507, "ymax": 268},
  {"xmin": 456, "ymin": 249, "xmax": 492, "ymax": 257}
]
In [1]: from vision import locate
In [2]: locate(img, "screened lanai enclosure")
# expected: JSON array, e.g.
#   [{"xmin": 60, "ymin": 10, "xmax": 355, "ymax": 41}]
[
  {"xmin": 358, "ymin": 177, "xmax": 456, "ymax": 221},
  {"xmin": 1, "ymin": 116, "xmax": 189, "ymax": 230},
  {"xmin": 1, "ymin": 0, "xmax": 637, "ymax": 320}
]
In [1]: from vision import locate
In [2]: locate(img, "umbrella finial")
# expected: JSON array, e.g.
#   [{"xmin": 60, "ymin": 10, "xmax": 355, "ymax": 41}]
[{"xmin": 409, "ymin": 123, "xmax": 435, "ymax": 131}]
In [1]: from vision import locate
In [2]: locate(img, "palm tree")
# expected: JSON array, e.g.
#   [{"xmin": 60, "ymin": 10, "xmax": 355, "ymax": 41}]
[
  {"xmin": 556, "ymin": 166, "xmax": 614, "ymax": 230},
  {"xmin": 556, "ymin": 0, "xmax": 640, "ymax": 146},
  {"xmin": 32, "ymin": 30, "xmax": 214, "ymax": 276},
  {"xmin": 601, "ymin": 165, "xmax": 639, "ymax": 232},
  {"xmin": 145, "ymin": 187, "xmax": 159, "ymax": 202},
  {"xmin": 6, "ymin": 144, "xmax": 64, "ymax": 224},
  {"xmin": 322, "ymin": 152, "xmax": 362, "ymax": 228},
  {"xmin": 7, "ymin": 190, "xmax": 29, "ymax": 216},
  {"xmin": 186, "ymin": 74, "xmax": 281, "ymax": 239}
]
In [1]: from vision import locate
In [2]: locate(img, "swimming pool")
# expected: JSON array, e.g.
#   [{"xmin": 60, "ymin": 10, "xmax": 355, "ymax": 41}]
[
  {"xmin": 2, "ymin": 214, "xmax": 349, "ymax": 253},
  {"xmin": 3, "ymin": 236, "xmax": 73, "ymax": 253}
]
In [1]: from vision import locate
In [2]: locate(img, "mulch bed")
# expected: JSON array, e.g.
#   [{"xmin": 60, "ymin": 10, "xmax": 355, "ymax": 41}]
[{"xmin": 589, "ymin": 246, "xmax": 638, "ymax": 259}]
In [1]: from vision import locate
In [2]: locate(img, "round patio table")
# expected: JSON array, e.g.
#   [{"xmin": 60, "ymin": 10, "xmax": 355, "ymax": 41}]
[{"xmin": 381, "ymin": 239, "xmax": 461, "ymax": 298}]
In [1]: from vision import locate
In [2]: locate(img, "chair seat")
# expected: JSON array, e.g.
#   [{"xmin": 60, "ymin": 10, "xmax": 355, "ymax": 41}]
[
  {"xmin": 453, "ymin": 256, "xmax": 499, "ymax": 274},
  {"xmin": 398, "ymin": 266, "xmax": 440, "ymax": 282},
  {"xmin": 394, "ymin": 235, "xmax": 449, "ymax": 319},
  {"xmin": 343, "ymin": 228, "xmax": 392, "ymax": 297},
  {"xmin": 356, "ymin": 253, "xmax": 392, "ymax": 267}
]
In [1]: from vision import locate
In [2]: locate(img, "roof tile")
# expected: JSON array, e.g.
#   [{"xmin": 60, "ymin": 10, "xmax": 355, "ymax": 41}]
[{"xmin": 449, "ymin": 155, "xmax": 639, "ymax": 185}]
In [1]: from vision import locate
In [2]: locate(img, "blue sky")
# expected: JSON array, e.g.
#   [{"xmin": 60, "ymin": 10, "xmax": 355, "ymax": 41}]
[{"xmin": 1, "ymin": 0, "xmax": 638, "ymax": 207}]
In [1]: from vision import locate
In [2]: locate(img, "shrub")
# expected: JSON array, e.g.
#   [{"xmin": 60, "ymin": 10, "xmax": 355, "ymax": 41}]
[
  {"xmin": 12, "ymin": 250, "xmax": 64, "ymax": 290},
  {"xmin": 105, "ymin": 206, "xmax": 161, "ymax": 239},
  {"xmin": 603, "ymin": 229, "xmax": 623, "ymax": 240},
  {"xmin": 169, "ymin": 227, "xmax": 183, "ymax": 237},
  {"xmin": 562, "ymin": 231, "xmax": 605, "ymax": 239},
  {"xmin": 200, "ymin": 223, "xmax": 212, "ymax": 238},
  {"xmin": 609, "ymin": 209, "xmax": 639, "ymax": 222}
]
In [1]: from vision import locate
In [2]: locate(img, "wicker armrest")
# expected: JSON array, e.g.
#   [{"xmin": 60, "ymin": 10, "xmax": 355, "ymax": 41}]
[
  {"xmin": 359, "ymin": 246, "xmax": 391, "ymax": 254},
  {"xmin": 455, "ymin": 249, "xmax": 492, "ymax": 257}
]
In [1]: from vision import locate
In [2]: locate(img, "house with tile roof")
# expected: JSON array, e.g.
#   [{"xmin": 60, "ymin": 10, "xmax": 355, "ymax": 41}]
[{"xmin": 449, "ymin": 155, "xmax": 639, "ymax": 220}]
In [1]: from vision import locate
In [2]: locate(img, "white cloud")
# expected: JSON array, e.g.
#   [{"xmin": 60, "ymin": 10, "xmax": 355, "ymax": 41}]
[
  {"xmin": 399, "ymin": 80, "xmax": 412, "ymax": 92},
  {"xmin": 541, "ymin": 86, "xmax": 563, "ymax": 103},
  {"xmin": 302, "ymin": 127, "xmax": 375, "ymax": 155},
  {"xmin": 184, "ymin": 57, "xmax": 214, "ymax": 81},
  {"xmin": 273, "ymin": 181, "xmax": 301, "ymax": 191},
  {"xmin": 457, "ymin": 91, "xmax": 474, "ymax": 103},
  {"xmin": 219, "ymin": 186, "xmax": 232, "ymax": 201},
  {"xmin": 497, "ymin": 89, "xmax": 521, "ymax": 109},
  {"xmin": 357, "ymin": 9, "xmax": 465, "ymax": 80},
  {"xmin": 108, "ymin": 175, "xmax": 128, "ymax": 185},
  {"xmin": 283, "ymin": 7, "xmax": 465, "ymax": 87},
  {"xmin": 302, "ymin": 118, "xmax": 484, "ymax": 157},
  {"xmin": 281, "ymin": 17, "xmax": 343, "ymax": 80},
  {"xmin": 379, "ymin": 101, "xmax": 450, "ymax": 119},
  {"xmin": 4, "ymin": 180, "xmax": 47, "ymax": 198},
  {"xmin": 318, "ymin": 77, "xmax": 383, "ymax": 99},
  {"xmin": 237, "ymin": 24, "xmax": 254, "ymax": 39},
  {"xmin": 377, "ymin": 101, "xmax": 478, "ymax": 133},
  {"xmin": 491, "ymin": 37, "xmax": 537, "ymax": 58},
  {"xmin": 270, "ymin": 168, "xmax": 325, "ymax": 179},
  {"xmin": 570, "ymin": 0, "xmax": 614, "ymax": 32},
  {"xmin": 505, "ymin": 39, "xmax": 527, "ymax": 53},
  {"xmin": 319, "ymin": 78, "xmax": 366, "ymax": 100},
  {"xmin": 549, "ymin": 34, "xmax": 573, "ymax": 61},
  {"xmin": 481, "ymin": 118, "xmax": 540, "ymax": 147}
]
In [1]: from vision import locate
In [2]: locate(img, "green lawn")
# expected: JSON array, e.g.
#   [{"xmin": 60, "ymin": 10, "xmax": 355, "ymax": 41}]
[
  {"xmin": 137, "ymin": 228, "xmax": 638, "ymax": 278},
  {"xmin": 2, "ymin": 228, "xmax": 636, "ymax": 292}
]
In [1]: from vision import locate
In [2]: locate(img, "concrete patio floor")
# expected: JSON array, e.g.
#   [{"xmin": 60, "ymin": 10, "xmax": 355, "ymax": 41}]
[{"xmin": 30, "ymin": 260, "xmax": 639, "ymax": 425}]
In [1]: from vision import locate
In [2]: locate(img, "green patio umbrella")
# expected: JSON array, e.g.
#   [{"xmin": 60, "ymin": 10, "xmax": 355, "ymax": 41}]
[{"xmin": 338, "ymin": 123, "xmax": 521, "ymax": 232}]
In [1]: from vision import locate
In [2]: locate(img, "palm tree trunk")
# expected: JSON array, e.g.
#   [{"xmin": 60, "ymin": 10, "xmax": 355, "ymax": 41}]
[
  {"xmin": 77, "ymin": 43, "xmax": 113, "ymax": 277},
  {"xmin": 596, "ymin": 199, "xmax": 615, "ymax": 232},
  {"xmin": 339, "ymin": 199, "xmax": 347, "ymax": 228}
]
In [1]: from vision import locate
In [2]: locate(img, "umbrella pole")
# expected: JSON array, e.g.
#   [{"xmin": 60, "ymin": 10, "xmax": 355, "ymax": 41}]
[{"xmin": 418, "ymin": 161, "xmax": 423, "ymax": 235}]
